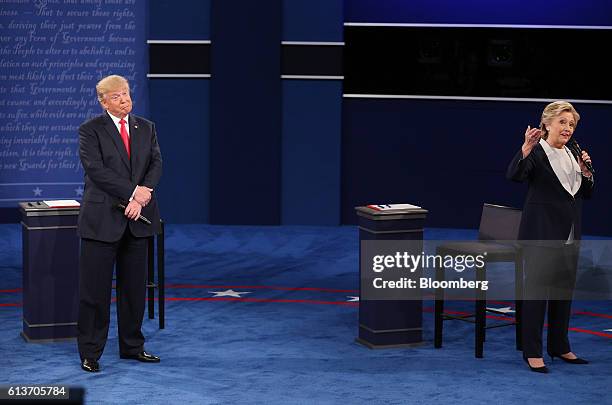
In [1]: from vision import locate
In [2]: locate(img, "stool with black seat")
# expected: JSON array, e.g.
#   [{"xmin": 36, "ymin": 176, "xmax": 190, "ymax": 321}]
[{"xmin": 434, "ymin": 203, "xmax": 522, "ymax": 358}]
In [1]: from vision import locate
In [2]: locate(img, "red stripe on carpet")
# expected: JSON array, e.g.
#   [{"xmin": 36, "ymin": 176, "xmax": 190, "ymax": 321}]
[
  {"xmin": 486, "ymin": 300, "xmax": 515, "ymax": 306},
  {"xmin": 568, "ymin": 327, "xmax": 612, "ymax": 338},
  {"xmin": 2, "ymin": 298, "xmax": 608, "ymax": 338},
  {"xmin": 573, "ymin": 311, "xmax": 612, "ymax": 319},
  {"xmin": 423, "ymin": 307, "xmax": 611, "ymax": 338},
  {"xmin": 422, "ymin": 297, "xmax": 515, "ymax": 307},
  {"xmin": 422, "ymin": 306, "xmax": 515, "ymax": 322},
  {"xmin": 441, "ymin": 299, "xmax": 516, "ymax": 305},
  {"xmin": 165, "ymin": 284, "xmax": 359, "ymax": 293},
  {"xmin": 0, "ymin": 289, "xmax": 22, "ymax": 293},
  {"xmin": 164, "ymin": 297, "xmax": 359, "ymax": 306}
]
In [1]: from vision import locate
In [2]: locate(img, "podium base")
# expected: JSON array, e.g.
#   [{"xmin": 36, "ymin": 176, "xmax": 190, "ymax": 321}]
[
  {"xmin": 21, "ymin": 331, "xmax": 77, "ymax": 343},
  {"xmin": 355, "ymin": 337, "xmax": 425, "ymax": 349}
]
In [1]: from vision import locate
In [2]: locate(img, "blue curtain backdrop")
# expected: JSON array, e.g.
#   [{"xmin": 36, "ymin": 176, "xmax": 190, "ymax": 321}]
[{"xmin": 0, "ymin": 0, "xmax": 147, "ymax": 206}]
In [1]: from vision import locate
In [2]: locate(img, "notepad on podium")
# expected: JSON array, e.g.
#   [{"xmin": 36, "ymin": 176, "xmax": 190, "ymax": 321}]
[
  {"xmin": 366, "ymin": 203, "xmax": 421, "ymax": 212},
  {"xmin": 43, "ymin": 199, "xmax": 81, "ymax": 208}
]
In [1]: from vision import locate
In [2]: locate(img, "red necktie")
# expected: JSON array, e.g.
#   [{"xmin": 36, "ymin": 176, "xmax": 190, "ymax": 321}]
[{"xmin": 119, "ymin": 119, "xmax": 130, "ymax": 158}]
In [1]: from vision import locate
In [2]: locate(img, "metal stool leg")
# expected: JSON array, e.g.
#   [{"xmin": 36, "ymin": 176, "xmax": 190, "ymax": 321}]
[
  {"xmin": 158, "ymin": 220, "xmax": 165, "ymax": 329},
  {"xmin": 434, "ymin": 249, "xmax": 445, "ymax": 348},
  {"xmin": 475, "ymin": 263, "xmax": 487, "ymax": 358},
  {"xmin": 515, "ymin": 254, "xmax": 523, "ymax": 350},
  {"xmin": 147, "ymin": 236, "xmax": 155, "ymax": 319}
]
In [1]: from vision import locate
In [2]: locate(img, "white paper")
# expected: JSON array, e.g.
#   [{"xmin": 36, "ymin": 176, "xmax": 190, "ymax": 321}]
[
  {"xmin": 43, "ymin": 199, "xmax": 81, "ymax": 208},
  {"xmin": 367, "ymin": 203, "xmax": 421, "ymax": 211}
]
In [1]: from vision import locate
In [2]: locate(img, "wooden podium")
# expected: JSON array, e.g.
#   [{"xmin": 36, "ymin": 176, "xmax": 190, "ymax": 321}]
[
  {"xmin": 19, "ymin": 201, "xmax": 80, "ymax": 342},
  {"xmin": 355, "ymin": 205, "xmax": 428, "ymax": 348}
]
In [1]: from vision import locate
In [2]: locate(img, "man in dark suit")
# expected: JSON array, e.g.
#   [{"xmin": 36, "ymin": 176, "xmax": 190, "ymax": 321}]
[{"xmin": 77, "ymin": 74, "xmax": 162, "ymax": 372}]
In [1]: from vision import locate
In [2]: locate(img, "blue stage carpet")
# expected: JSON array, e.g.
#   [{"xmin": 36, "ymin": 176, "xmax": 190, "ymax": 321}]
[{"xmin": 0, "ymin": 224, "xmax": 610, "ymax": 404}]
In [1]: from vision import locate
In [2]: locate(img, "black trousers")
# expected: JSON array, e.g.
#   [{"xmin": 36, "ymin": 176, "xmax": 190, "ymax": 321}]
[
  {"xmin": 521, "ymin": 244, "xmax": 579, "ymax": 358},
  {"xmin": 77, "ymin": 228, "xmax": 147, "ymax": 360}
]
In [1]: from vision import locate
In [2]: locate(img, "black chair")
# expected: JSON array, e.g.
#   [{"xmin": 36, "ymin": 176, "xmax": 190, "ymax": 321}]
[
  {"xmin": 147, "ymin": 219, "xmax": 165, "ymax": 329},
  {"xmin": 434, "ymin": 203, "xmax": 522, "ymax": 358}
]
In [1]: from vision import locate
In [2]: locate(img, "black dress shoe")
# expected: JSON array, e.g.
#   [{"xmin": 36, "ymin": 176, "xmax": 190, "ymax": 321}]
[
  {"xmin": 120, "ymin": 351, "xmax": 160, "ymax": 363},
  {"xmin": 523, "ymin": 356, "xmax": 549, "ymax": 373},
  {"xmin": 548, "ymin": 352, "xmax": 589, "ymax": 364},
  {"xmin": 81, "ymin": 358, "xmax": 100, "ymax": 373}
]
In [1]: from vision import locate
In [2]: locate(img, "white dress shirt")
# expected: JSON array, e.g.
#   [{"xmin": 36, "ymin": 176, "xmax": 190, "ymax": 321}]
[
  {"xmin": 106, "ymin": 111, "xmax": 130, "ymax": 139},
  {"xmin": 539, "ymin": 138, "xmax": 582, "ymax": 196}
]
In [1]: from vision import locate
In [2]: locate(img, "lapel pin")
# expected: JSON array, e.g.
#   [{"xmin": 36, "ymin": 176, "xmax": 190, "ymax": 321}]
[{"xmin": 134, "ymin": 125, "xmax": 138, "ymax": 129}]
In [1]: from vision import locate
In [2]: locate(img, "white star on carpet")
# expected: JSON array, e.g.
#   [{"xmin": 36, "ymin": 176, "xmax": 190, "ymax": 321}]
[
  {"xmin": 33, "ymin": 187, "xmax": 42, "ymax": 196},
  {"xmin": 209, "ymin": 289, "xmax": 252, "ymax": 298},
  {"xmin": 75, "ymin": 186, "xmax": 84, "ymax": 197},
  {"xmin": 347, "ymin": 296, "xmax": 359, "ymax": 302},
  {"xmin": 604, "ymin": 329, "xmax": 612, "ymax": 332},
  {"xmin": 486, "ymin": 306, "xmax": 515, "ymax": 314}
]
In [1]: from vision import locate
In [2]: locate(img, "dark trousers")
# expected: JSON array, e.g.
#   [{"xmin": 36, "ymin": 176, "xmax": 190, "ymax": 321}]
[
  {"xmin": 521, "ymin": 244, "xmax": 579, "ymax": 358},
  {"xmin": 77, "ymin": 228, "xmax": 147, "ymax": 360}
]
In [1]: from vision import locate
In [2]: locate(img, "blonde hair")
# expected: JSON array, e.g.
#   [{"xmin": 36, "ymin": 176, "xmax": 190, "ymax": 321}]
[
  {"xmin": 539, "ymin": 100, "xmax": 580, "ymax": 140},
  {"xmin": 96, "ymin": 75, "xmax": 130, "ymax": 103}
]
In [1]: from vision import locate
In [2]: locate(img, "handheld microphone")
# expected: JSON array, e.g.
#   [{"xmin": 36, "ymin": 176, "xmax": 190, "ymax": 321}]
[
  {"xmin": 567, "ymin": 138, "xmax": 595, "ymax": 175},
  {"xmin": 116, "ymin": 202, "xmax": 152, "ymax": 225}
]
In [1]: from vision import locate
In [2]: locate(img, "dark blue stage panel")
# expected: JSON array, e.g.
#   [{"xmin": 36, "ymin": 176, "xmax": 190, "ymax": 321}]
[
  {"xmin": 210, "ymin": 0, "xmax": 282, "ymax": 225},
  {"xmin": 0, "ymin": 1, "xmax": 147, "ymax": 207},
  {"xmin": 150, "ymin": 79, "xmax": 210, "ymax": 223},
  {"xmin": 283, "ymin": 0, "xmax": 343, "ymax": 41},
  {"xmin": 149, "ymin": 0, "xmax": 211, "ymax": 40},
  {"xmin": 282, "ymin": 81, "xmax": 342, "ymax": 225}
]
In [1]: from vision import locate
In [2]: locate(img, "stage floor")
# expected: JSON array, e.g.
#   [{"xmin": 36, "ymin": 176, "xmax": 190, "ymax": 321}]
[{"xmin": 1, "ymin": 224, "xmax": 610, "ymax": 404}]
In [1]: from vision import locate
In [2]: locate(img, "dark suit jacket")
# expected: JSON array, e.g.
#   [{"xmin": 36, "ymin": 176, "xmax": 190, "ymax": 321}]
[
  {"xmin": 78, "ymin": 112, "xmax": 162, "ymax": 242},
  {"xmin": 506, "ymin": 143, "xmax": 593, "ymax": 242}
]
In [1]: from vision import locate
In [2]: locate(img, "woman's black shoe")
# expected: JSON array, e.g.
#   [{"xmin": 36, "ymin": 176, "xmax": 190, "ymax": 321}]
[
  {"xmin": 548, "ymin": 352, "xmax": 589, "ymax": 364},
  {"xmin": 523, "ymin": 356, "xmax": 549, "ymax": 373}
]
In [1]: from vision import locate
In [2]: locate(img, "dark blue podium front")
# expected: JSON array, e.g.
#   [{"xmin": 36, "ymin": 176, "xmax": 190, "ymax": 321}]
[
  {"xmin": 356, "ymin": 205, "xmax": 428, "ymax": 348},
  {"xmin": 20, "ymin": 202, "xmax": 80, "ymax": 342}
]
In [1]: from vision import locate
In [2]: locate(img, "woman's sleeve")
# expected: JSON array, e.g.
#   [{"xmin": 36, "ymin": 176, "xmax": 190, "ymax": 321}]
[
  {"xmin": 506, "ymin": 149, "xmax": 535, "ymax": 183},
  {"xmin": 579, "ymin": 174, "xmax": 594, "ymax": 199}
]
